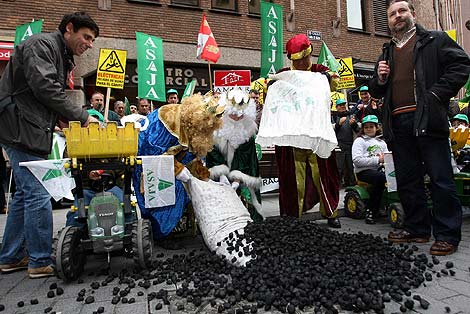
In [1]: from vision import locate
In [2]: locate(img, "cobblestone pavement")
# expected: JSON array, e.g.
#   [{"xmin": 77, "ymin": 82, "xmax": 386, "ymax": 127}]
[{"xmin": 0, "ymin": 193, "xmax": 469, "ymax": 314}]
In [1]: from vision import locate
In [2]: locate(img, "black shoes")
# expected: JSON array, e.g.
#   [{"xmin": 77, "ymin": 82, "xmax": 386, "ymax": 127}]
[
  {"xmin": 327, "ymin": 218, "xmax": 341, "ymax": 228},
  {"xmin": 365, "ymin": 209, "xmax": 376, "ymax": 224}
]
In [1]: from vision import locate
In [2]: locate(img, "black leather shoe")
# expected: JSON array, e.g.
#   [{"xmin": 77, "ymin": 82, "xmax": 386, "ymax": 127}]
[
  {"xmin": 327, "ymin": 218, "xmax": 341, "ymax": 228},
  {"xmin": 365, "ymin": 209, "xmax": 376, "ymax": 224}
]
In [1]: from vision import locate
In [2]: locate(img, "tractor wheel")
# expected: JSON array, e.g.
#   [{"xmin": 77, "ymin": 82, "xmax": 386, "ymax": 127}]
[
  {"xmin": 132, "ymin": 219, "xmax": 154, "ymax": 269},
  {"xmin": 344, "ymin": 190, "xmax": 366, "ymax": 219},
  {"xmin": 388, "ymin": 202, "xmax": 405, "ymax": 229},
  {"xmin": 55, "ymin": 226, "xmax": 86, "ymax": 281}
]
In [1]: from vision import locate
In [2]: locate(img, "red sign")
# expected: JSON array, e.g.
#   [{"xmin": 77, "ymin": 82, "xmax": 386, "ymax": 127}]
[
  {"xmin": 214, "ymin": 70, "xmax": 251, "ymax": 87},
  {"xmin": 0, "ymin": 42, "xmax": 13, "ymax": 61}
]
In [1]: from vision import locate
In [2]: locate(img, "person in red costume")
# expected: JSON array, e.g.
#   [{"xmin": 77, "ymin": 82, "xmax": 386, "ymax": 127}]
[{"xmin": 272, "ymin": 34, "xmax": 341, "ymax": 228}]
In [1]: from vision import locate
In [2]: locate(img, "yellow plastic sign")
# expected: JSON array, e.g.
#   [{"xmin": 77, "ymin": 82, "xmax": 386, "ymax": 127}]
[
  {"xmin": 96, "ymin": 48, "xmax": 127, "ymax": 89},
  {"xmin": 330, "ymin": 91, "xmax": 345, "ymax": 111},
  {"xmin": 446, "ymin": 29, "xmax": 456, "ymax": 42},
  {"xmin": 336, "ymin": 57, "xmax": 356, "ymax": 90}
]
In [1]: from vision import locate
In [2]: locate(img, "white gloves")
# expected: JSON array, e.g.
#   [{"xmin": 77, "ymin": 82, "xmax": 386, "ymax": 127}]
[
  {"xmin": 176, "ymin": 167, "xmax": 192, "ymax": 183},
  {"xmin": 231, "ymin": 181, "xmax": 240, "ymax": 190},
  {"xmin": 219, "ymin": 175, "xmax": 230, "ymax": 186}
]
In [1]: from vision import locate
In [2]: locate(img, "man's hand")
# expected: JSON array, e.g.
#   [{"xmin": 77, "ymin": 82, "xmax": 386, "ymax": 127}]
[
  {"xmin": 377, "ymin": 61, "xmax": 390, "ymax": 83},
  {"xmin": 339, "ymin": 117, "xmax": 347, "ymax": 125},
  {"xmin": 83, "ymin": 115, "xmax": 100, "ymax": 127},
  {"xmin": 349, "ymin": 115, "xmax": 356, "ymax": 125},
  {"xmin": 89, "ymin": 170, "xmax": 103, "ymax": 181}
]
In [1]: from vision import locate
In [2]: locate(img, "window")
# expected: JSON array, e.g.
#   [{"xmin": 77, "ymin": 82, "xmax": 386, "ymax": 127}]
[
  {"xmin": 127, "ymin": 0, "xmax": 160, "ymax": 4},
  {"xmin": 212, "ymin": 0, "xmax": 236, "ymax": 11},
  {"xmin": 373, "ymin": 0, "xmax": 390, "ymax": 35},
  {"xmin": 172, "ymin": 0, "xmax": 199, "ymax": 5},
  {"xmin": 346, "ymin": 0, "xmax": 365, "ymax": 30},
  {"xmin": 248, "ymin": 0, "xmax": 260, "ymax": 14}
]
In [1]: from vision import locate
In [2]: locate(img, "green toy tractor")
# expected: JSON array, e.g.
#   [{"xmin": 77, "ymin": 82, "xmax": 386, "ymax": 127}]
[{"xmin": 343, "ymin": 181, "xmax": 405, "ymax": 228}]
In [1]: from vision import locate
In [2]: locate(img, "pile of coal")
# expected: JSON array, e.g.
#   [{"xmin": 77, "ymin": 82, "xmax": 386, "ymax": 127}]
[
  {"xmin": 149, "ymin": 218, "xmax": 439, "ymax": 313},
  {"xmin": 63, "ymin": 217, "xmax": 447, "ymax": 313}
]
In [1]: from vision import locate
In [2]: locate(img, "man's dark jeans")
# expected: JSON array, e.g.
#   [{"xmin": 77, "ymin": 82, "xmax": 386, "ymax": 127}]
[{"xmin": 391, "ymin": 112, "xmax": 462, "ymax": 246}]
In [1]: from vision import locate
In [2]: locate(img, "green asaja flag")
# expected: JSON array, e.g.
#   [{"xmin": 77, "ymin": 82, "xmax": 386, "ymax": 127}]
[
  {"xmin": 14, "ymin": 20, "xmax": 43, "ymax": 47},
  {"xmin": 136, "ymin": 32, "xmax": 165, "ymax": 101},
  {"xmin": 260, "ymin": 1, "xmax": 283, "ymax": 78},
  {"xmin": 463, "ymin": 75, "xmax": 470, "ymax": 100},
  {"xmin": 124, "ymin": 96, "xmax": 131, "ymax": 115},
  {"xmin": 182, "ymin": 79, "xmax": 197, "ymax": 101},
  {"xmin": 317, "ymin": 41, "xmax": 340, "ymax": 73}
]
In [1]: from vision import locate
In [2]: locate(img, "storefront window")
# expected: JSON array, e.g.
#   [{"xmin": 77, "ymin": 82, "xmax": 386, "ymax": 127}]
[{"xmin": 212, "ymin": 0, "xmax": 237, "ymax": 11}]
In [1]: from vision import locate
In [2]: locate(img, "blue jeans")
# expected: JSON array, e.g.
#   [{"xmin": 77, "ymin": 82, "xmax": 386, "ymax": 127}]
[
  {"xmin": 0, "ymin": 146, "xmax": 52, "ymax": 268},
  {"xmin": 66, "ymin": 186, "xmax": 124, "ymax": 227},
  {"xmin": 391, "ymin": 112, "xmax": 462, "ymax": 246}
]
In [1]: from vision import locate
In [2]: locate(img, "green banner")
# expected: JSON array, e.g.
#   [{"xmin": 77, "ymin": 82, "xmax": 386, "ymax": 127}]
[
  {"xmin": 14, "ymin": 20, "xmax": 43, "ymax": 47},
  {"xmin": 136, "ymin": 32, "xmax": 165, "ymax": 101},
  {"xmin": 182, "ymin": 79, "xmax": 197, "ymax": 101},
  {"xmin": 463, "ymin": 75, "xmax": 470, "ymax": 100},
  {"xmin": 317, "ymin": 42, "xmax": 341, "ymax": 73},
  {"xmin": 260, "ymin": 1, "xmax": 283, "ymax": 78}
]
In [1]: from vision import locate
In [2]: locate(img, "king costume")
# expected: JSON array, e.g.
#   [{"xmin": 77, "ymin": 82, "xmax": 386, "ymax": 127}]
[
  {"xmin": 257, "ymin": 34, "xmax": 341, "ymax": 227},
  {"xmin": 206, "ymin": 89, "xmax": 263, "ymax": 222}
]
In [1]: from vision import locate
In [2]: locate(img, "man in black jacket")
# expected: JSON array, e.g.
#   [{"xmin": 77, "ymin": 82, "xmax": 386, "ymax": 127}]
[
  {"xmin": 0, "ymin": 12, "xmax": 99, "ymax": 278},
  {"xmin": 369, "ymin": 0, "xmax": 470, "ymax": 256}
]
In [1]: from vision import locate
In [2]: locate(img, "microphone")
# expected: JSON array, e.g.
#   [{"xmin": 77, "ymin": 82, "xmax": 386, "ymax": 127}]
[{"xmin": 381, "ymin": 43, "xmax": 390, "ymax": 82}]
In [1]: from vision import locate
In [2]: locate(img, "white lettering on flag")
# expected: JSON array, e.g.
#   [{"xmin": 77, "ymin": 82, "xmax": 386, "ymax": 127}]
[{"xmin": 140, "ymin": 155, "xmax": 175, "ymax": 208}]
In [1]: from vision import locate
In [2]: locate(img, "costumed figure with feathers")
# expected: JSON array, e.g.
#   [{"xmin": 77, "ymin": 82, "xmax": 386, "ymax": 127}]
[
  {"xmin": 133, "ymin": 93, "xmax": 224, "ymax": 240},
  {"xmin": 206, "ymin": 89, "xmax": 263, "ymax": 222}
]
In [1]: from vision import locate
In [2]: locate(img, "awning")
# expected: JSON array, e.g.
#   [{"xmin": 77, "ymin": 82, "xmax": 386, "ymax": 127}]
[{"xmin": 0, "ymin": 41, "xmax": 13, "ymax": 61}]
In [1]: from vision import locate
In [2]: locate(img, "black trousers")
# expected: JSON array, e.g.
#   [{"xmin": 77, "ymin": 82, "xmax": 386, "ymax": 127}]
[
  {"xmin": 356, "ymin": 168, "xmax": 386, "ymax": 213},
  {"xmin": 391, "ymin": 112, "xmax": 462, "ymax": 246},
  {"xmin": 0, "ymin": 152, "xmax": 6, "ymax": 209},
  {"xmin": 336, "ymin": 144, "xmax": 356, "ymax": 187}
]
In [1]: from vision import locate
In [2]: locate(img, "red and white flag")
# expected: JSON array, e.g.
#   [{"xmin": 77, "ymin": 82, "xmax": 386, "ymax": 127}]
[{"xmin": 197, "ymin": 14, "xmax": 221, "ymax": 63}]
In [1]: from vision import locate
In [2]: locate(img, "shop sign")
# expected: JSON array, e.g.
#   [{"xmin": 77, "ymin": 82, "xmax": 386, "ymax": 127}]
[
  {"xmin": 0, "ymin": 42, "xmax": 13, "ymax": 61},
  {"xmin": 214, "ymin": 70, "xmax": 251, "ymax": 93}
]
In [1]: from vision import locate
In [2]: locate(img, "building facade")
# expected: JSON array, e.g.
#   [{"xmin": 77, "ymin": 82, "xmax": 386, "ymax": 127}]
[{"xmin": 0, "ymin": 0, "xmax": 465, "ymax": 105}]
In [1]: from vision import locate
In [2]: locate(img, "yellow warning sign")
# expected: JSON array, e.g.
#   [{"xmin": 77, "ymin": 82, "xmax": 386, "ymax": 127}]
[
  {"xmin": 336, "ymin": 57, "xmax": 356, "ymax": 90},
  {"xmin": 330, "ymin": 91, "xmax": 345, "ymax": 111},
  {"xmin": 96, "ymin": 48, "xmax": 127, "ymax": 89}
]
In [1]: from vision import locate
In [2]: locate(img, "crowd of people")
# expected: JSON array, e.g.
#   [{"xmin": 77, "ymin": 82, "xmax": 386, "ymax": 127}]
[{"xmin": 0, "ymin": 0, "xmax": 469, "ymax": 281}]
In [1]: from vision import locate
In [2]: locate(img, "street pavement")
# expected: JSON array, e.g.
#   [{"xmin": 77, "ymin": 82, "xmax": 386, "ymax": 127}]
[{"xmin": 0, "ymin": 192, "xmax": 469, "ymax": 314}]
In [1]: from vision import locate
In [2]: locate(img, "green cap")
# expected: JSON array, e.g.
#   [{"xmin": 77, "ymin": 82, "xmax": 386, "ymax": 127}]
[
  {"xmin": 359, "ymin": 86, "xmax": 369, "ymax": 92},
  {"xmin": 87, "ymin": 109, "xmax": 104, "ymax": 122},
  {"xmin": 335, "ymin": 99, "xmax": 347, "ymax": 106},
  {"xmin": 167, "ymin": 89, "xmax": 178, "ymax": 95},
  {"xmin": 452, "ymin": 114, "xmax": 469, "ymax": 124},
  {"xmin": 362, "ymin": 115, "xmax": 379, "ymax": 124}
]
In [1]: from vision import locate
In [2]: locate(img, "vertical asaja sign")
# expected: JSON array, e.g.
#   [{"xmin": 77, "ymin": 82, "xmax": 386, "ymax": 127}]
[
  {"xmin": 136, "ymin": 32, "xmax": 166, "ymax": 101},
  {"xmin": 260, "ymin": 2, "xmax": 283, "ymax": 78}
]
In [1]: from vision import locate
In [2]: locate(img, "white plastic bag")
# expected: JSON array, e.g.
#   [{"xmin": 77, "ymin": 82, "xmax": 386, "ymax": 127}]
[{"xmin": 188, "ymin": 178, "xmax": 253, "ymax": 266}]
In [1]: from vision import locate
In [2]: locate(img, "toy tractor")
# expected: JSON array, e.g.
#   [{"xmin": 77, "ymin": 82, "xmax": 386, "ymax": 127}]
[
  {"xmin": 343, "ymin": 181, "xmax": 405, "ymax": 228},
  {"xmin": 344, "ymin": 127, "xmax": 470, "ymax": 229},
  {"xmin": 53, "ymin": 121, "xmax": 153, "ymax": 281}
]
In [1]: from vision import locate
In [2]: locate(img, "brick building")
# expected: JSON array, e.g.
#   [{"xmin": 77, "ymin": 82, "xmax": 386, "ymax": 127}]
[{"xmin": 0, "ymin": 0, "xmax": 465, "ymax": 105}]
